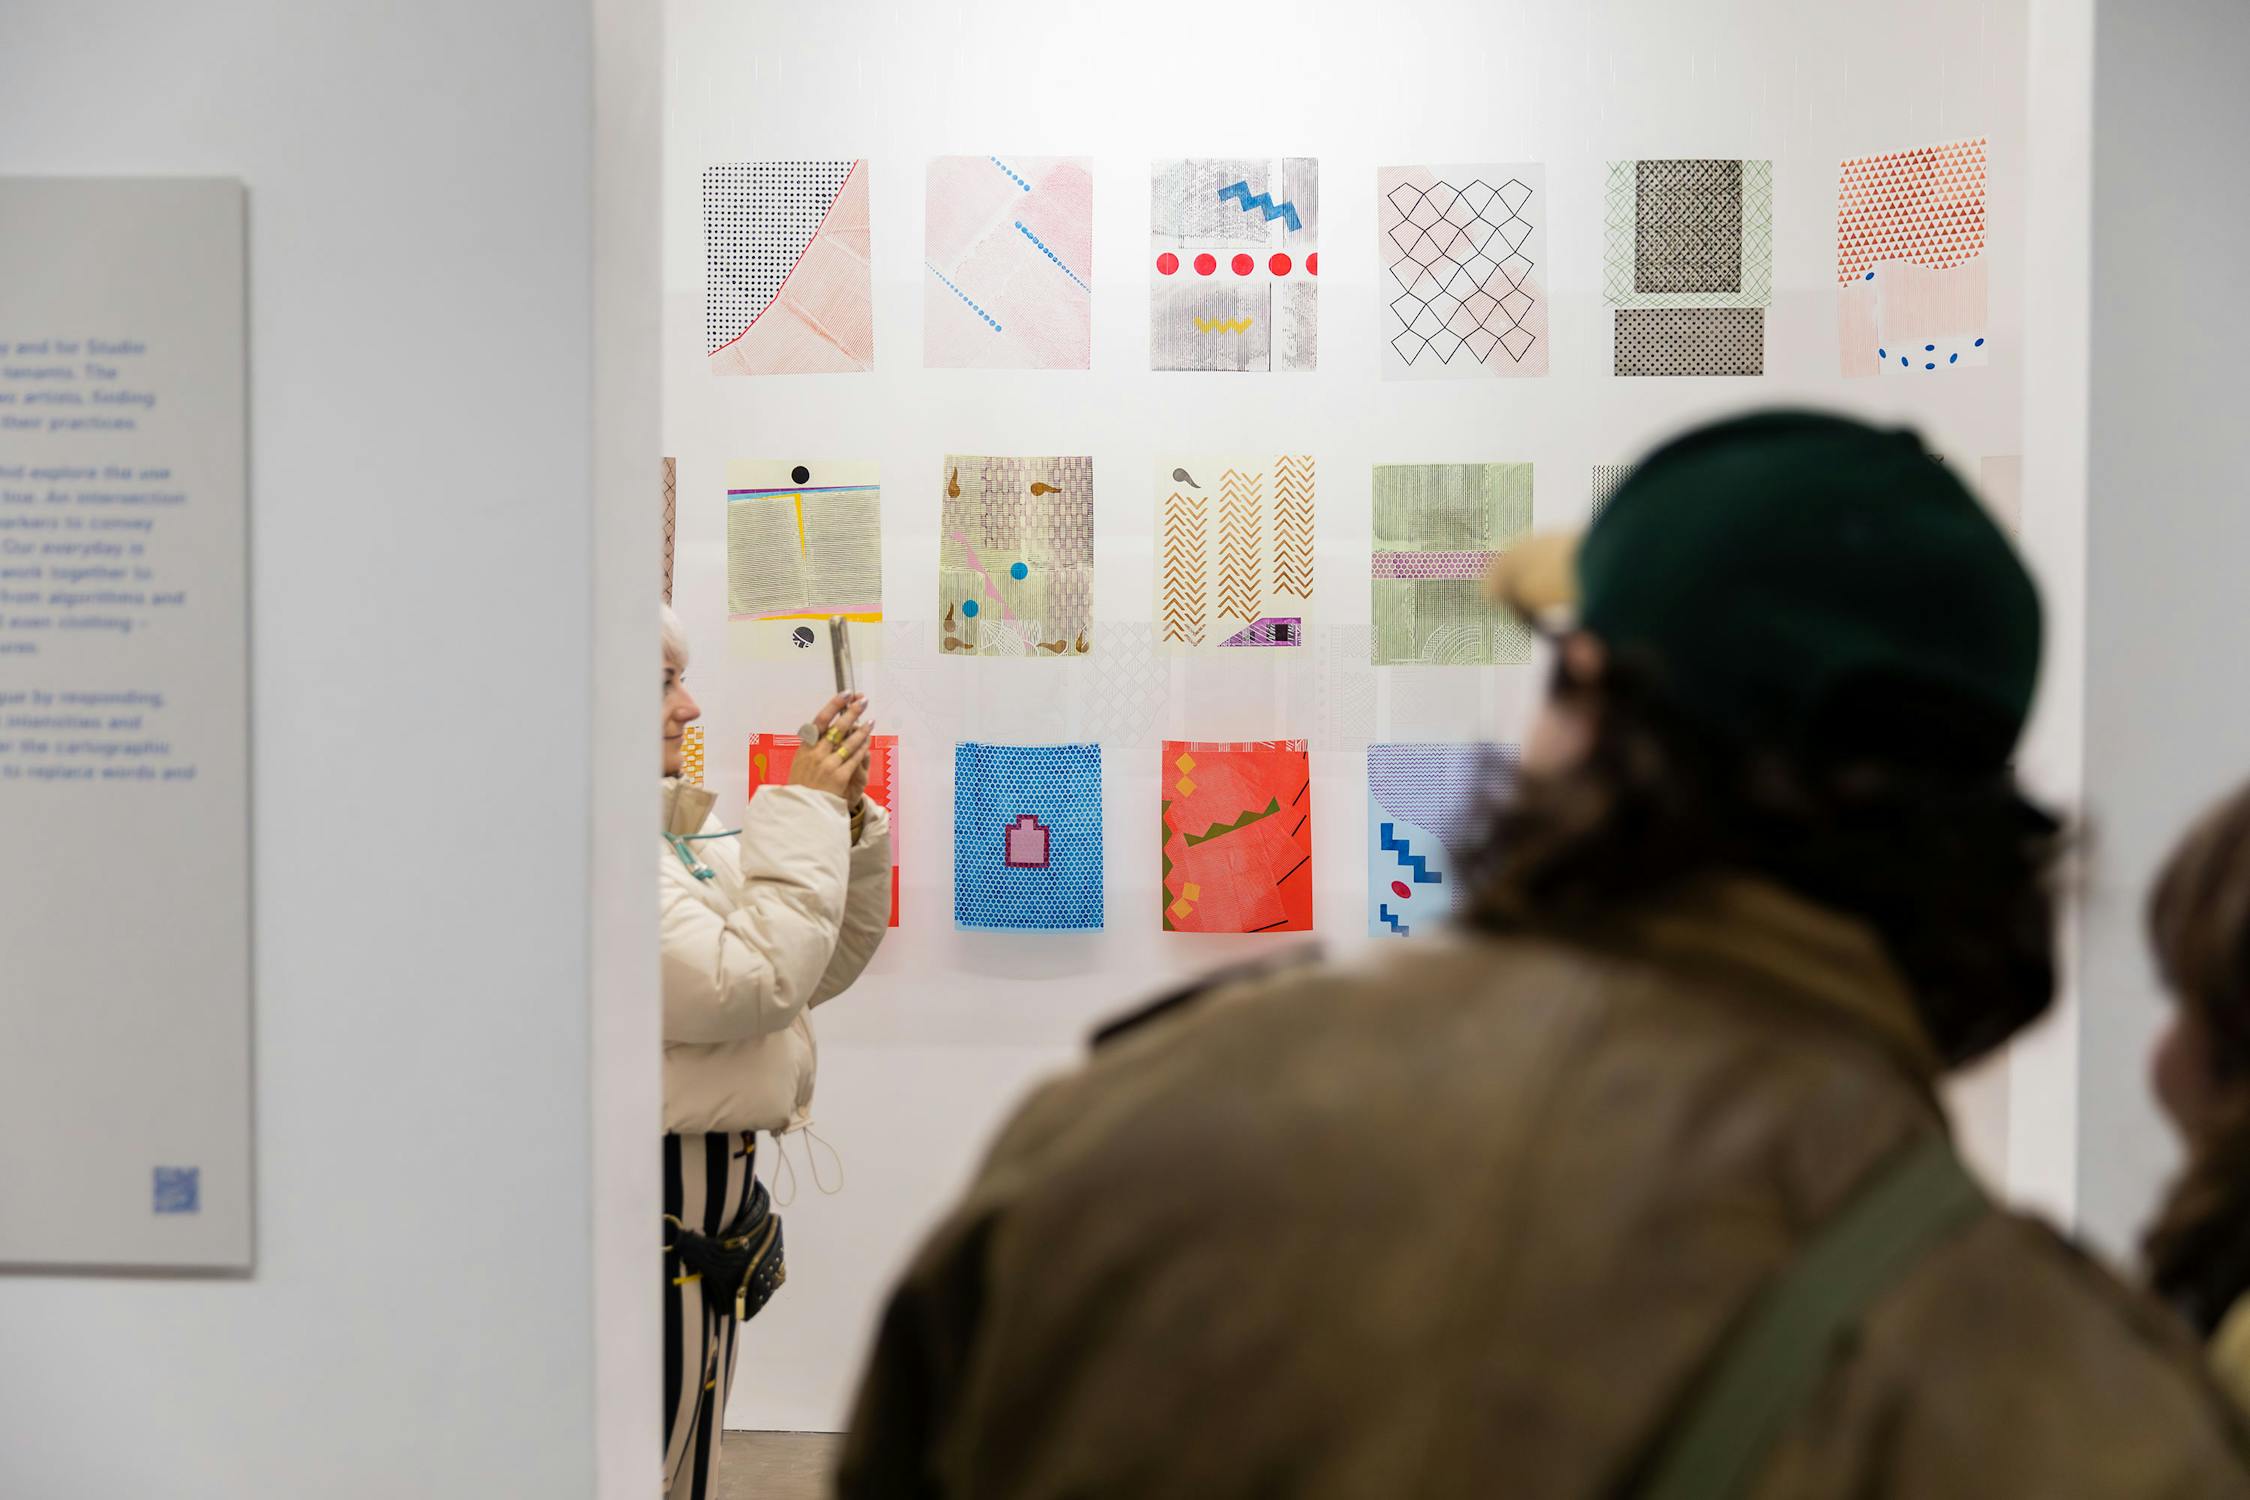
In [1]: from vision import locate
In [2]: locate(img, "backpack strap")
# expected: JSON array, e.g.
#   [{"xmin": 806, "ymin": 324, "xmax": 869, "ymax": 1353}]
[{"xmin": 1634, "ymin": 1133, "xmax": 1988, "ymax": 1500}]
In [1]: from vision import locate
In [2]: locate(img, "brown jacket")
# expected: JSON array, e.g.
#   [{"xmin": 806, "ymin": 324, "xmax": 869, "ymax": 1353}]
[{"xmin": 839, "ymin": 879, "xmax": 2250, "ymax": 1498}]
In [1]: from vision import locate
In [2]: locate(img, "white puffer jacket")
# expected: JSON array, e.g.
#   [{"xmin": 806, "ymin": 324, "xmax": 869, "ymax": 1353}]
[{"xmin": 659, "ymin": 777, "xmax": 891, "ymax": 1135}]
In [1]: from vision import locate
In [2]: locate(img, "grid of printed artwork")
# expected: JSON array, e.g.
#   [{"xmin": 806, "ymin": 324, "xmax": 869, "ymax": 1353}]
[
  {"xmin": 1603, "ymin": 159, "xmax": 1774, "ymax": 376},
  {"xmin": 687, "ymin": 147, "xmax": 2022, "ymax": 391},
  {"xmin": 954, "ymin": 742, "xmax": 1104, "ymax": 930},
  {"xmin": 939, "ymin": 454, "xmax": 1094, "ymax": 656},
  {"xmin": 677, "ymin": 142, "xmax": 2003, "ymax": 937},
  {"xmin": 1371, "ymin": 463, "xmax": 1535, "ymax": 665},
  {"xmin": 751, "ymin": 733, "xmax": 901, "ymax": 927},
  {"xmin": 1151, "ymin": 158, "xmax": 1318, "ymax": 373},
  {"xmin": 1368, "ymin": 743, "xmax": 1520, "ymax": 937},
  {"xmin": 1161, "ymin": 741, "xmax": 1314, "ymax": 933},
  {"xmin": 1157, "ymin": 456, "xmax": 1314, "ymax": 653},
  {"xmin": 724, "ymin": 459, "xmax": 882, "ymax": 660}
]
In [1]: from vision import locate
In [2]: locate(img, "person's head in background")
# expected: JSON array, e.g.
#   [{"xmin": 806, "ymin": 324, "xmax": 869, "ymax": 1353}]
[
  {"xmin": 661, "ymin": 604, "xmax": 701, "ymax": 779},
  {"xmin": 1481, "ymin": 409, "xmax": 2058, "ymax": 1071},
  {"xmin": 2143, "ymin": 782, "xmax": 2250, "ymax": 1334}
]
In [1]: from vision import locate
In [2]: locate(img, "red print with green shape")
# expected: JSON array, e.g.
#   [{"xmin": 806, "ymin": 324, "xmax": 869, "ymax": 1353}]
[{"xmin": 1162, "ymin": 740, "xmax": 1313, "ymax": 933}]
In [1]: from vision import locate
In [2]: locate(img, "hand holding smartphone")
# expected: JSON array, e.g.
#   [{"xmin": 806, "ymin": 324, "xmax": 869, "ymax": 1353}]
[
  {"xmin": 790, "ymin": 619, "xmax": 874, "ymax": 803},
  {"xmin": 799, "ymin": 617, "xmax": 859, "ymax": 746}
]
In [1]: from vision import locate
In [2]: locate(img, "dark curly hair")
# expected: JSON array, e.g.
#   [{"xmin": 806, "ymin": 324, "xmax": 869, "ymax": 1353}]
[
  {"xmin": 1466, "ymin": 646, "xmax": 2064, "ymax": 1069},
  {"xmin": 2143, "ymin": 780, "xmax": 2250, "ymax": 1334}
]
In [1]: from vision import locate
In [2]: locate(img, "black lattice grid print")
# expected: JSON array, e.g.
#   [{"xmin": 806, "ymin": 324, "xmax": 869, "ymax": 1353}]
[
  {"xmin": 703, "ymin": 160, "xmax": 854, "ymax": 354},
  {"xmin": 1384, "ymin": 177, "xmax": 1539, "ymax": 368},
  {"xmin": 1634, "ymin": 159, "xmax": 1742, "ymax": 296},
  {"xmin": 661, "ymin": 456, "xmax": 677, "ymax": 602}
]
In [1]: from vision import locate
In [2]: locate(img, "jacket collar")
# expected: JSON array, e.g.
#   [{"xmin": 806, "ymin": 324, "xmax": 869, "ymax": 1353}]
[
  {"xmin": 1608, "ymin": 873, "xmax": 1944, "ymax": 1086},
  {"xmin": 662, "ymin": 777, "xmax": 717, "ymax": 838}
]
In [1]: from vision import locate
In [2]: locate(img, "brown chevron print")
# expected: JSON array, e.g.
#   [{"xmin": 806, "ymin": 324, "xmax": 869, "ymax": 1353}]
[
  {"xmin": 1273, "ymin": 454, "xmax": 1314, "ymax": 600},
  {"xmin": 1161, "ymin": 489, "xmax": 1208, "ymax": 645},
  {"xmin": 1217, "ymin": 468, "xmax": 1262, "ymax": 624}
]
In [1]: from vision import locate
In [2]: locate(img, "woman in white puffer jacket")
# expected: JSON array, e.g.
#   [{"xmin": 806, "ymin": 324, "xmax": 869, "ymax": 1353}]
[{"xmin": 657, "ymin": 606, "xmax": 890, "ymax": 1499}]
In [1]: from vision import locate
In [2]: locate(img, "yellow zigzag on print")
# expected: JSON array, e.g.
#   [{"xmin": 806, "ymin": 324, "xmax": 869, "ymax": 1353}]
[{"xmin": 1192, "ymin": 317, "xmax": 1255, "ymax": 334}]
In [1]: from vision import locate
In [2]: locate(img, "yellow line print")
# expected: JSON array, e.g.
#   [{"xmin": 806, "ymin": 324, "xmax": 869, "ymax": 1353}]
[
  {"xmin": 793, "ymin": 493, "xmax": 807, "ymax": 556},
  {"xmin": 1192, "ymin": 317, "xmax": 1255, "ymax": 333}
]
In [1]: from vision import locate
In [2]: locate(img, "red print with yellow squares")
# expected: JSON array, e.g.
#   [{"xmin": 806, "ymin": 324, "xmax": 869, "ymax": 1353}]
[{"xmin": 1161, "ymin": 739, "xmax": 1313, "ymax": 933}]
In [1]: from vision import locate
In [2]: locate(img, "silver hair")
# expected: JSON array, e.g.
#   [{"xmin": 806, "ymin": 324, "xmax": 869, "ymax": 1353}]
[{"xmin": 660, "ymin": 603, "xmax": 690, "ymax": 668}]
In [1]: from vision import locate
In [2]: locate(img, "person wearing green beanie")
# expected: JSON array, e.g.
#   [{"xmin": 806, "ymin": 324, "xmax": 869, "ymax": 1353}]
[{"xmin": 838, "ymin": 412, "xmax": 2250, "ymax": 1500}]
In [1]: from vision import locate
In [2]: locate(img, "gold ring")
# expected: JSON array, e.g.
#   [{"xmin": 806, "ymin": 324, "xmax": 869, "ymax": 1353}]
[{"xmin": 826, "ymin": 727, "xmax": 846, "ymax": 748}]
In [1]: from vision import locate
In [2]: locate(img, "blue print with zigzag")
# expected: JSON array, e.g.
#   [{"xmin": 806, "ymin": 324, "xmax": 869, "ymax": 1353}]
[{"xmin": 1366, "ymin": 743, "xmax": 1521, "ymax": 939}]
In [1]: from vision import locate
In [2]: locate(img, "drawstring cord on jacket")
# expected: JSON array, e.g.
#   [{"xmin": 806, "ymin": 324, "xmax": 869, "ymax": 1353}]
[
  {"xmin": 665, "ymin": 828, "xmax": 740, "ymax": 882},
  {"xmin": 768, "ymin": 1124, "xmax": 845, "ymax": 1208}
]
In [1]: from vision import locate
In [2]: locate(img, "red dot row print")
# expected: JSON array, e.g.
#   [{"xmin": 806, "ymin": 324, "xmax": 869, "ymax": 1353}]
[{"xmin": 1154, "ymin": 251, "xmax": 1324, "ymax": 276}]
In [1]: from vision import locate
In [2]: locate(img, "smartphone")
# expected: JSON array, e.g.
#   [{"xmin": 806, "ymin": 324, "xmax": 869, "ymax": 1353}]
[{"xmin": 828, "ymin": 615, "xmax": 855, "ymax": 696}]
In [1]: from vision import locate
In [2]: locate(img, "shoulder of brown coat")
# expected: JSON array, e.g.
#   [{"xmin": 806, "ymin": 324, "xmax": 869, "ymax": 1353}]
[
  {"xmin": 958, "ymin": 948, "xmax": 1354, "ymax": 1196},
  {"xmin": 969, "ymin": 935, "xmax": 1552, "ymax": 1219},
  {"xmin": 1902, "ymin": 1207, "xmax": 2250, "ymax": 1467},
  {"xmin": 1086, "ymin": 942, "xmax": 1326, "ymax": 1050},
  {"xmin": 2012, "ymin": 1215, "xmax": 2217, "ymax": 1357},
  {"xmin": 1085, "ymin": 929, "xmax": 1560, "ymax": 1053}
]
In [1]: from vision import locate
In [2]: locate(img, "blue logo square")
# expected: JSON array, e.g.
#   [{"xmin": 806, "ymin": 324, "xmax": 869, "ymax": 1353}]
[{"xmin": 153, "ymin": 1166, "xmax": 200, "ymax": 1215}]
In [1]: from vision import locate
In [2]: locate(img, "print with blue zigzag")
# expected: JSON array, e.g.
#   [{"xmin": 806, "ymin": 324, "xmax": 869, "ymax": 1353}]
[
  {"xmin": 1218, "ymin": 180, "xmax": 1303, "ymax": 233},
  {"xmin": 1366, "ymin": 742, "xmax": 1521, "ymax": 938}
]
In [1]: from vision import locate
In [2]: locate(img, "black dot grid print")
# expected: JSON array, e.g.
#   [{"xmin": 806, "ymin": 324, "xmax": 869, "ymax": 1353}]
[
  {"xmin": 1613, "ymin": 307, "xmax": 1765, "ymax": 376},
  {"xmin": 703, "ymin": 160, "xmax": 854, "ymax": 354}
]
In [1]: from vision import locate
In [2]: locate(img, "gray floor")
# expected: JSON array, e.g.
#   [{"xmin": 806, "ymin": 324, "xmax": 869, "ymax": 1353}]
[{"xmin": 715, "ymin": 1430, "xmax": 842, "ymax": 1500}]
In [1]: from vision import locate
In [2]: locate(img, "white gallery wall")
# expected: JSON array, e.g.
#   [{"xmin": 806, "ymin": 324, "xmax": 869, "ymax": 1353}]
[
  {"xmin": 664, "ymin": 0, "xmax": 2065, "ymax": 1432},
  {"xmin": 0, "ymin": 2, "xmax": 659, "ymax": 1497},
  {"xmin": 2073, "ymin": 0, "xmax": 2250, "ymax": 1257}
]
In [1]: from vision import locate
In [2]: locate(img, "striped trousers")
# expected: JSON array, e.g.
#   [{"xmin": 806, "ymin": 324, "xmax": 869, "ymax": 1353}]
[{"xmin": 664, "ymin": 1131, "xmax": 759, "ymax": 1500}]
